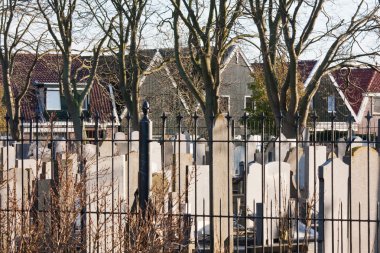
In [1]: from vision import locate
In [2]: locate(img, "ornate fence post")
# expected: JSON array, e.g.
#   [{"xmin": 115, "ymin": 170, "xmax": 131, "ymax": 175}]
[{"xmin": 139, "ymin": 101, "xmax": 152, "ymax": 213}]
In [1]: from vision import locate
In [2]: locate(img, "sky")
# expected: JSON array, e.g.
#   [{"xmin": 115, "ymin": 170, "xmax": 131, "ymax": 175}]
[
  {"xmin": 138, "ymin": 0, "xmax": 379, "ymax": 63},
  {"xmin": 32, "ymin": 0, "xmax": 378, "ymax": 64}
]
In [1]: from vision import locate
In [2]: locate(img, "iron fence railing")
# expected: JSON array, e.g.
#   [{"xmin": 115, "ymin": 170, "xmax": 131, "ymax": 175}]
[{"xmin": 0, "ymin": 109, "xmax": 379, "ymax": 252}]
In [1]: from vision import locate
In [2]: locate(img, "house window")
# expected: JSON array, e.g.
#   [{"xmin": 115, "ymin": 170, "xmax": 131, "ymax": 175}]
[
  {"xmin": 45, "ymin": 86, "xmax": 89, "ymax": 111},
  {"xmin": 46, "ymin": 89, "xmax": 61, "ymax": 110},
  {"xmin": 219, "ymin": 96, "xmax": 230, "ymax": 113},
  {"xmin": 82, "ymin": 94, "xmax": 89, "ymax": 111},
  {"xmin": 373, "ymin": 97, "xmax": 380, "ymax": 114},
  {"xmin": 327, "ymin": 95, "xmax": 336, "ymax": 113},
  {"xmin": 244, "ymin": 96, "xmax": 255, "ymax": 111}
]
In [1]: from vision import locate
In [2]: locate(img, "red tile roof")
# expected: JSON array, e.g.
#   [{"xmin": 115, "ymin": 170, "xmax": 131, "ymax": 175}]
[
  {"xmin": 332, "ymin": 68, "xmax": 379, "ymax": 115},
  {"xmin": 0, "ymin": 54, "xmax": 113, "ymax": 121}
]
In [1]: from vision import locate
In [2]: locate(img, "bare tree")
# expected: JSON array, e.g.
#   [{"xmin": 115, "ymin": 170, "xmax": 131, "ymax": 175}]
[
  {"xmin": 247, "ymin": 0, "xmax": 379, "ymax": 138},
  {"xmin": 0, "ymin": 0, "xmax": 44, "ymax": 140},
  {"xmin": 170, "ymin": 0, "xmax": 245, "ymax": 132},
  {"xmin": 87, "ymin": 0, "xmax": 173, "ymax": 131},
  {"xmin": 36, "ymin": 0, "xmax": 113, "ymax": 140}
]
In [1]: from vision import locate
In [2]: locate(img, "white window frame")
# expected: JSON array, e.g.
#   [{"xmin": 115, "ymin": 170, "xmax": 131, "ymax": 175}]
[
  {"xmin": 82, "ymin": 94, "xmax": 90, "ymax": 111},
  {"xmin": 46, "ymin": 88, "xmax": 61, "ymax": 111},
  {"xmin": 327, "ymin": 95, "xmax": 336, "ymax": 113},
  {"xmin": 372, "ymin": 96, "xmax": 380, "ymax": 115},
  {"xmin": 244, "ymin": 95, "xmax": 255, "ymax": 110},
  {"xmin": 44, "ymin": 83, "xmax": 90, "ymax": 111},
  {"xmin": 219, "ymin": 95, "xmax": 230, "ymax": 113}
]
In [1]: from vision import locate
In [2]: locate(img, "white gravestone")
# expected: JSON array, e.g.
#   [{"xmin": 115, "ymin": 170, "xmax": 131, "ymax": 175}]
[
  {"xmin": 246, "ymin": 161, "xmax": 291, "ymax": 245},
  {"xmin": 318, "ymin": 158, "xmax": 349, "ymax": 253},
  {"xmin": 350, "ymin": 147, "xmax": 380, "ymax": 253}
]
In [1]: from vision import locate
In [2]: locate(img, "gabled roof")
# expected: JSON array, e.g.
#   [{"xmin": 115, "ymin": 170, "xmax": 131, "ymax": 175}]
[
  {"xmin": 0, "ymin": 54, "xmax": 114, "ymax": 122},
  {"xmin": 330, "ymin": 67, "xmax": 380, "ymax": 122},
  {"xmin": 250, "ymin": 60, "xmax": 318, "ymax": 83}
]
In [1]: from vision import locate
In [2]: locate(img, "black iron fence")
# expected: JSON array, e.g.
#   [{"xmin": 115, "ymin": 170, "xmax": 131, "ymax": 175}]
[{"xmin": 0, "ymin": 109, "xmax": 379, "ymax": 253}]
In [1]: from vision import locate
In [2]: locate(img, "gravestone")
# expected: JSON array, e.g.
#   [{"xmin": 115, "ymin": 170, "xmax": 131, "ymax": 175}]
[
  {"xmin": 114, "ymin": 132, "xmax": 128, "ymax": 155},
  {"xmin": 173, "ymin": 153, "xmax": 193, "ymax": 196},
  {"xmin": 125, "ymin": 152, "xmax": 139, "ymax": 210},
  {"xmin": 266, "ymin": 134, "xmax": 288, "ymax": 163},
  {"xmin": 246, "ymin": 161, "xmax": 291, "ymax": 245},
  {"xmin": 0, "ymin": 167, "xmax": 31, "ymax": 209},
  {"xmin": 114, "ymin": 132, "xmax": 126, "ymax": 141},
  {"xmin": 210, "ymin": 115, "xmax": 233, "ymax": 252},
  {"xmin": 187, "ymin": 165, "xmax": 211, "ymax": 240},
  {"xmin": 195, "ymin": 138, "xmax": 206, "ymax": 165},
  {"xmin": 150, "ymin": 141, "xmax": 161, "ymax": 173},
  {"xmin": 274, "ymin": 133, "xmax": 288, "ymax": 162},
  {"xmin": 16, "ymin": 159, "xmax": 37, "ymax": 179},
  {"xmin": 130, "ymin": 131, "xmax": 139, "ymax": 152},
  {"xmin": 1, "ymin": 146, "xmax": 16, "ymax": 169},
  {"xmin": 98, "ymin": 140, "xmax": 114, "ymax": 157},
  {"xmin": 336, "ymin": 137, "xmax": 346, "ymax": 158},
  {"xmin": 284, "ymin": 147, "xmax": 305, "ymax": 198},
  {"xmin": 350, "ymin": 147, "xmax": 380, "ymax": 253},
  {"xmin": 233, "ymin": 146, "xmax": 245, "ymax": 177},
  {"xmin": 163, "ymin": 138, "xmax": 174, "ymax": 167},
  {"xmin": 351, "ymin": 136, "xmax": 363, "ymax": 149},
  {"xmin": 184, "ymin": 131, "xmax": 193, "ymax": 154},
  {"xmin": 303, "ymin": 146, "xmax": 327, "ymax": 201},
  {"xmin": 54, "ymin": 138, "xmax": 66, "ymax": 154},
  {"xmin": 83, "ymin": 144, "xmax": 97, "ymax": 161},
  {"xmin": 173, "ymin": 133, "xmax": 187, "ymax": 155},
  {"xmin": 318, "ymin": 158, "xmax": 349, "ymax": 253},
  {"xmin": 27, "ymin": 142, "xmax": 50, "ymax": 162},
  {"xmin": 247, "ymin": 135, "xmax": 260, "ymax": 162}
]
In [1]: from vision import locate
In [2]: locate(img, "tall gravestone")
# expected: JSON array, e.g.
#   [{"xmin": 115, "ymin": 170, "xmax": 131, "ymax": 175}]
[
  {"xmin": 318, "ymin": 158, "xmax": 349, "ymax": 253},
  {"xmin": 187, "ymin": 165, "xmax": 211, "ymax": 239},
  {"xmin": 350, "ymin": 147, "xmax": 380, "ymax": 253},
  {"xmin": 304, "ymin": 146, "xmax": 327, "ymax": 200},
  {"xmin": 210, "ymin": 115, "xmax": 233, "ymax": 252}
]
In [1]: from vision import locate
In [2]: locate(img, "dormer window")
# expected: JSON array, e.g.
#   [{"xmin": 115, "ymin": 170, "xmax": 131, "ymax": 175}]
[
  {"xmin": 46, "ymin": 88, "xmax": 61, "ymax": 110},
  {"xmin": 44, "ymin": 84, "xmax": 89, "ymax": 111}
]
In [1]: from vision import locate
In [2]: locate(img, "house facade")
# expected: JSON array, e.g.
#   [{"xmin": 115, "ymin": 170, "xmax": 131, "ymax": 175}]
[
  {"xmin": 304, "ymin": 60, "xmax": 380, "ymax": 136},
  {"xmin": 0, "ymin": 54, "xmax": 118, "ymax": 139}
]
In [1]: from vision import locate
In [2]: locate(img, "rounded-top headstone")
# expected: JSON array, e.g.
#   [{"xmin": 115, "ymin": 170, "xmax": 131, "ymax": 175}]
[{"xmin": 114, "ymin": 132, "xmax": 126, "ymax": 141}]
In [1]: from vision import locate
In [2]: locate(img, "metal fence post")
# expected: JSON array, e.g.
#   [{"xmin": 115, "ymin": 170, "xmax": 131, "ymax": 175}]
[{"xmin": 139, "ymin": 101, "xmax": 152, "ymax": 213}]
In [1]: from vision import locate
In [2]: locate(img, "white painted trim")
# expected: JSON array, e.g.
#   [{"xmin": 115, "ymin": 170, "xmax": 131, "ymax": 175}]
[
  {"xmin": 244, "ymin": 95, "xmax": 252, "ymax": 109},
  {"xmin": 139, "ymin": 50, "xmax": 162, "ymax": 87},
  {"xmin": 120, "ymin": 107, "xmax": 128, "ymax": 120},
  {"xmin": 303, "ymin": 59, "xmax": 321, "ymax": 88},
  {"xmin": 108, "ymin": 84, "xmax": 120, "ymax": 125},
  {"xmin": 327, "ymin": 73, "xmax": 360, "ymax": 122},
  {"xmin": 310, "ymin": 121, "xmax": 358, "ymax": 131},
  {"xmin": 163, "ymin": 64, "xmax": 191, "ymax": 113},
  {"xmin": 220, "ymin": 95, "xmax": 231, "ymax": 113},
  {"xmin": 220, "ymin": 46, "xmax": 254, "ymax": 74},
  {"xmin": 363, "ymin": 92, "xmax": 380, "ymax": 97},
  {"xmin": 356, "ymin": 96, "xmax": 369, "ymax": 122}
]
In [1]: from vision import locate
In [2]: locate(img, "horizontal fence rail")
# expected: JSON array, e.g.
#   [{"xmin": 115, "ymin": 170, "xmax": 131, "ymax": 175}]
[{"xmin": 0, "ymin": 109, "xmax": 380, "ymax": 253}]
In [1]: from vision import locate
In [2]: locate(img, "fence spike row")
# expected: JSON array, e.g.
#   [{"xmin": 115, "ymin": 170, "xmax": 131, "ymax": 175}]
[{"xmin": 0, "ymin": 106, "xmax": 380, "ymax": 252}]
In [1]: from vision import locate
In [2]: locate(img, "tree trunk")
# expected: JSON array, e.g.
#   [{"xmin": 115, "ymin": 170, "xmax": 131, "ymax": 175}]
[
  {"xmin": 70, "ymin": 105, "xmax": 85, "ymax": 141},
  {"xmin": 10, "ymin": 104, "xmax": 20, "ymax": 141}
]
